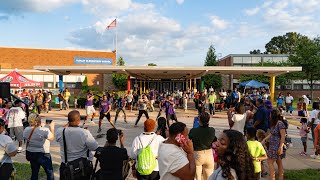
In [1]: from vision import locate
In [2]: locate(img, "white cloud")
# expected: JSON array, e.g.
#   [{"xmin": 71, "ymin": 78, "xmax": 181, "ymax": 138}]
[
  {"xmin": 176, "ymin": 0, "xmax": 184, "ymax": 5},
  {"xmin": 209, "ymin": 16, "xmax": 229, "ymax": 30},
  {"xmin": 244, "ymin": 7, "xmax": 260, "ymax": 16}
]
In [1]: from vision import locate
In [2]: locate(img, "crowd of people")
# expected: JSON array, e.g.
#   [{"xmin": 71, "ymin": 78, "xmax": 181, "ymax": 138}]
[{"xmin": 1, "ymin": 86, "xmax": 320, "ymax": 180}]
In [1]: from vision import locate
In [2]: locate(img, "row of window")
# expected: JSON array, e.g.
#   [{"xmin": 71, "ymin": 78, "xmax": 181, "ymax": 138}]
[{"xmin": 233, "ymin": 56, "xmax": 288, "ymax": 65}]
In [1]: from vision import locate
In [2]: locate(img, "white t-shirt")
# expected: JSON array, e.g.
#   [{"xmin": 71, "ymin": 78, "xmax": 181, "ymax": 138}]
[
  {"xmin": 158, "ymin": 143, "xmax": 189, "ymax": 180},
  {"xmin": 285, "ymin": 96, "xmax": 294, "ymax": 104},
  {"xmin": 208, "ymin": 167, "xmax": 237, "ymax": 180},
  {"xmin": 55, "ymin": 127, "xmax": 99, "ymax": 163},
  {"xmin": 231, "ymin": 113, "xmax": 246, "ymax": 134},
  {"xmin": 308, "ymin": 109, "xmax": 319, "ymax": 125},
  {"xmin": 23, "ymin": 127, "xmax": 52, "ymax": 153},
  {"xmin": 130, "ymin": 133, "xmax": 165, "ymax": 171},
  {"xmin": 6, "ymin": 107, "xmax": 25, "ymax": 128},
  {"xmin": 0, "ymin": 134, "xmax": 17, "ymax": 163}
]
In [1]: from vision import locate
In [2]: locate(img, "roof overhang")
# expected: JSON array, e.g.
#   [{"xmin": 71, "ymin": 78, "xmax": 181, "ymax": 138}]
[{"xmin": 33, "ymin": 66, "xmax": 302, "ymax": 79}]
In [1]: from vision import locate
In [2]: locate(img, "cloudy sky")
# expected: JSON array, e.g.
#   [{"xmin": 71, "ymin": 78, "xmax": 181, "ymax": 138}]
[{"xmin": 0, "ymin": 0, "xmax": 319, "ymax": 66}]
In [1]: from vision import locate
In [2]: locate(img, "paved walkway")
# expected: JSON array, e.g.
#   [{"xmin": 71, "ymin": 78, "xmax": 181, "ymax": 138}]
[{"xmin": 11, "ymin": 107, "xmax": 320, "ymax": 179}]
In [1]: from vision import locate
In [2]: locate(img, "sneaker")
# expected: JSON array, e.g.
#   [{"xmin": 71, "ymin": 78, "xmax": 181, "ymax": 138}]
[
  {"xmin": 90, "ymin": 121, "xmax": 96, "ymax": 125},
  {"xmin": 310, "ymin": 154, "xmax": 317, "ymax": 159},
  {"xmin": 300, "ymin": 152, "xmax": 307, "ymax": 156},
  {"xmin": 17, "ymin": 147, "xmax": 24, "ymax": 153},
  {"xmin": 317, "ymin": 156, "xmax": 320, "ymax": 160},
  {"xmin": 97, "ymin": 128, "xmax": 102, "ymax": 133}
]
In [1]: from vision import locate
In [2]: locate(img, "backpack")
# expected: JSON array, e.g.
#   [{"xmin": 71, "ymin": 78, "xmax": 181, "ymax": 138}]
[
  {"xmin": 137, "ymin": 135, "xmax": 157, "ymax": 175},
  {"xmin": 193, "ymin": 116, "xmax": 200, "ymax": 128}
]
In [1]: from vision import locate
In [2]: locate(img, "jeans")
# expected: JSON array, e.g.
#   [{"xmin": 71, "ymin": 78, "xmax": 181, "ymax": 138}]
[
  {"xmin": 114, "ymin": 108, "xmax": 127, "ymax": 123},
  {"xmin": 209, "ymin": 103, "xmax": 215, "ymax": 115},
  {"xmin": 135, "ymin": 110, "xmax": 149, "ymax": 125},
  {"xmin": 26, "ymin": 151, "xmax": 54, "ymax": 180},
  {"xmin": 0, "ymin": 163, "xmax": 13, "ymax": 180},
  {"xmin": 311, "ymin": 124, "xmax": 317, "ymax": 143}
]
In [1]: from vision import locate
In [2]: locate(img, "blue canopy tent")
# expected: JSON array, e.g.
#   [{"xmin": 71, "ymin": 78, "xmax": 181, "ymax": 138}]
[{"xmin": 239, "ymin": 80, "xmax": 269, "ymax": 89}]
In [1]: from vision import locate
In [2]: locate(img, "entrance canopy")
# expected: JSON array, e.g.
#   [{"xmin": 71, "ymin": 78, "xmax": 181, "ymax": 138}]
[
  {"xmin": 0, "ymin": 70, "xmax": 44, "ymax": 88},
  {"xmin": 34, "ymin": 66, "xmax": 302, "ymax": 79},
  {"xmin": 240, "ymin": 80, "xmax": 269, "ymax": 88}
]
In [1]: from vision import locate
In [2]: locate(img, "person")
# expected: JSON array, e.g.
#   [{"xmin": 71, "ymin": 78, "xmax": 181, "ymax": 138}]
[
  {"xmin": 256, "ymin": 129, "xmax": 268, "ymax": 177},
  {"xmin": 198, "ymin": 92, "xmax": 206, "ymax": 114},
  {"xmin": 208, "ymin": 129, "xmax": 255, "ymax": 180},
  {"xmin": 21, "ymin": 89, "xmax": 30, "ymax": 105},
  {"xmin": 97, "ymin": 95, "xmax": 113, "ymax": 133},
  {"xmin": 253, "ymin": 99, "xmax": 268, "ymax": 133},
  {"xmin": 208, "ymin": 91, "xmax": 217, "ymax": 116},
  {"xmin": 35, "ymin": 90, "xmax": 44, "ymax": 114},
  {"xmin": 311, "ymin": 116, "xmax": 320, "ymax": 159},
  {"xmin": 158, "ymin": 122, "xmax": 196, "ymax": 180},
  {"xmin": 189, "ymin": 112, "xmax": 216, "ymax": 180},
  {"xmin": 209, "ymin": 86, "xmax": 214, "ymax": 93},
  {"xmin": 297, "ymin": 117, "xmax": 309, "ymax": 156},
  {"xmin": 131, "ymin": 119, "xmax": 165, "ymax": 180},
  {"xmin": 183, "ymin": 91, "xmax": 188, "ymax": 112},
  {"xmin": 114, "ymin": 95, "xmax": 127, "ymax": 124},
  {"xmin": 246, "ymin": 127, "xmax": 267, "ymax": 179},
  {"xmin": 94, "ymin": 128, "xmax": 128, "ymax": 180},
  {"xmin": 58, "ymin": 92, "xmax": 64, "ymax": 111},
  {"xmin": 83, "ymin": 90, "xmax": 96, "ymax": 125},
  {"xmin": 227, "ymin": 102, "xmax": 247, "ymax": 134},
  {"xmin": 23, "ymin": 113, "xmax": 55, "ymax": 180},
  {"xmin": 277, "ymin": 92, "xmax": 284, "ymax": 108},
  {"xmin": 56, "ymin": 110, "xmax": 99, "ymax": 180},
  {"xmin": 156, "ymin": 117, "xmax": 168, "ymax": 139},
  {"xmin": 149, "ymin": 89, "xmax": 155, "ymax": 112},
  {"xmin": 0, "ymin": 119, "xmax": 17, "ymax": 180},
  {"xmin": 263, "ymin": 109, "xmax": 286, "ymax": 180},
  {"xmin": 6, "ymin": 101, "xmax": 26, "ymax": 153},
  {"xmin": 231, "ymin": 88, "xmax": 240, "ymax": 106},
  {"xmin": 164, "ymin": 95, "xmax": 178, "ymax": 128},
  {"xmin": 74, "ymin": 96, "xmax": 78, "ymax": 109},
  {"xmin": 47, "ymin": 92, "xmax": 52, "ymax": 112},
  {"xmin": 308, "ymin": 102, "xmax": 319, "ymax": 143},
  {"xmin": 127, "ymin": 91, "xmax": 134, "ymax": 112},
  {"xmin": 0, "ymin": 101, "xmax": 12, "ymax": 135},
  {"xmin": 64, "ymin": 88, "xmax": 71, "ymax": 110},
  {"xmin": 285, "ymin": 92, "xmax": 294, "ymax": 115},
  {"xmin": 134, "ymin": 95, "xmax": 150, "ymax": 127}
]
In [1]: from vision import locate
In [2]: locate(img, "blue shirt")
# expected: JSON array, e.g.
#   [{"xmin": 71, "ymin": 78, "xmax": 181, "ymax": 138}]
[{"xmin": 253, "ymin": 106, "xmax": 268, "ymax": 132}]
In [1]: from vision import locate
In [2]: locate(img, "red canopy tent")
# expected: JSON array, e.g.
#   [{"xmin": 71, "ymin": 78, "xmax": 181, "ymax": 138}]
[{"xmin": 0, "ymin": 71, "xmax": 44, "ymax": 88}]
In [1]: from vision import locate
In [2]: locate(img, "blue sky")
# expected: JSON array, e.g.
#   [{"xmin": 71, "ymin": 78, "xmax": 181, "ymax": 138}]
[{"xmin": 0, "ymin": 0, "xmax": 319, "ymax": 66}]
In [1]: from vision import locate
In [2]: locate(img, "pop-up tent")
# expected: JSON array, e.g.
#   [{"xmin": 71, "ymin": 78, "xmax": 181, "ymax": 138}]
[
  {"xmin": 0, "ymin": 70, "xmax": 43, "ymax": 88},
  {"xmin": 239, "ymin": 80, "xmax": 269, "ymax": 88}
]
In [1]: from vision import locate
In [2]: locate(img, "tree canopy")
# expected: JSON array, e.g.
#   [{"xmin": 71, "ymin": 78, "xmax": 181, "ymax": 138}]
[
  {"xmin": 202, "ymin": 45, "xmax": 222, "ymax": 90},
  {"xmin": 148, "ymin": 63, "xmax": 157, "ymax": 66},
  {"xmin": 112, "ymin": 57, "xmax": 127, "ymax": 90}
]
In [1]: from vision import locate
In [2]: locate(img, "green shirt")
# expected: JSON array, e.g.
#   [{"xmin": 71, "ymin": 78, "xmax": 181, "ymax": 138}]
[
  {"xmin": 247, "ymin": 140, "xmax": 266, "ymax": 173},
  {"xmin": 208, "ymin": 94, "xmax": 217, "ymax": 104},
  {"xmin": 189, "ymin": 126, "xmax": 216, "ymax": 151}
]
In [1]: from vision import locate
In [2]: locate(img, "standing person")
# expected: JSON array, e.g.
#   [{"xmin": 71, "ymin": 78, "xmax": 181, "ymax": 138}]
[
  {"xmin": 35, "ymin": 90, "xmax": 44, "ymax": 114},
  {"xmin": 285, "ymin": 92, "xmax": 294, "ymax": 115},
  {"xmin": 308, "ymin": 102, "xmax": 319, "ymax": 143},
  {"xmin": 83, "ymin": 90, "xmax": 96, "ymax": 126},
  {"xmin": 297, "ymin": 118, "xmax": 309, "ymax": 156},
  {"xmin": 164, "ymin": 95, "xmax": 178, "ymax": 128},
  {"xmin": 208, "ymin": 91, "xmax": 217, "ymax": 116},
  {"xmin": 183, "ymin": 91, "xmax": 188, "ymax": 112},
  {"xmin": 158, "ymin": 122, "xmax": 196, "ymax": 180},
  {"xmin": 94, "ymin": 128, "xmax": 128, "ymax": 180},
  {"xmin": 0, "ymin": 119, "xmax": 17, "ymax": 180},
  {"xmin": 56, "ymin": 110, "xmax": 99, "ymax": 180},
  {"xmin": 311, "ymin": 117, "xmax": 320, "ymax": 159},
  {"xmin": 253, "ymin": 99, "xmax": 268, "ymax": 133},
  {"xmin": 263, "ymin": 109, "xmax": 286, "ymax": 180},
  {"xmin": 21, "ymin": 89, "xmax": 30, "ymax": 105},
  {"xmin": 189, "ymin": 112, "xmax": 216, "ymax": 180},
  {"xmin": 97, "ymin": 95, "xmax": 112, "ymax": 133},
  {"xmin": 23, "ymin": 113, "xmax": 55, "ymax": 180},
  {"xmin": 245, "ymin": 127, "xmax": 268, "ymax": 179},
  {"xmin": 231, "ymin": 88, "xmax": 240, "ymax": 106},
  {"xmin": 277, "ymin": 93, "xmax": 284, "ymax": 107},
  {"xmin": 227, "ymin": 102, "xmax": 247, "ymax": 134},
  {"xmin": 58, "ymin": 92, "xmax": 64, "ymax": 111},
  {"xmin": 74, "ymin": 96, "xmax": 78, "ymax": 109},
  {"xmin": 0, "ymin": 101, "xmax": 12, "ymax": 135},
  {"xmin": 208, "ymin": 130, "xmax": 255, "ymax": 180},
  {"xmin": 131, "ymin": 119, "xmax": 165, "ymax": 180},
  {"xmin": 127, "ymin": 91, "xmax": 134, "ymax": 112},
  {"xmin": 134, "ymin": 95, "xmax": 149, "ymax": 127},
  {"xmin": 6, "ymin": 102, "xmax": 26, "ymax": 153},
  {"xmin": 64, "ymin": 88, "xmax": 71, "ymax": 110},
  {"xmin": 149, "ymin": 89, "xmax": 155, "ymax": 112},
  {"xmin": 198, "ymin": 92, "xmax": 206, "ymax": 114},
  {"xmin": 114, "ymin": 95, "xmax": 127, "ymax": 124},
  {"xmin": 47, "ymin": 92, "xmax": 52, "ymax": 112},
  {"xmin": 133, "ymin": 92, "xmax": 139, "ymax": 110}
]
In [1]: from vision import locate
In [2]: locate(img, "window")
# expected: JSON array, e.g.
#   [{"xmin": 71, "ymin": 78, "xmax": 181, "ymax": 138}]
[
  {"xmin": 263, "ymin": 57, "xmax": 273, "ymax": 63},
  {"xmin": 293, "ymin": 84, "xmax": 303, "ymax": 90},
  {"xmin": 272, "ymin": 57, "xmax": 283, "ymax": 63},
  {"xmin": 303, "ymin": 85, "xmax": 310, "ymax": 90},
  {"xmin": 252, "ymin": 57, "xmax": 261, "ymax": 64},
  {"xmin": 44, "ymin": 82, "xmax": 53, "ymax": 88},
  {"xmin": 66, "ymin": 83, "xmax": 76, "ymax": 88},
  {"xmin": 242, "ymin": 57, "xmax": 252, "ymax": 64},
  {"xmin": 233, "ymin": 57, "xmax": 242, "ymax": 64}
]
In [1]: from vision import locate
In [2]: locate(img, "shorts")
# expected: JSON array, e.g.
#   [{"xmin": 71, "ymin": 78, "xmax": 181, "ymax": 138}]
[
  {"xmin": 85, "ymin": 105, "xmax": 96, "ymax": 115},
  {"xmin": 10, "ymin": 126, "xmax": 24, "ymax": 141},
  {"xmin": 127, "ymin": 101, "xmax": 133, "ymax": 105},
  {"xmin": 59, "ymin": 101, "xmax": 63, "ymax": 105},
  {"xmin": 301, "ymin": 137, "xmax": 307, "ymax": 143},
  {"xmin": 100, "ymin": 112, "xmax": 111, "ymax": 120},
  {"xmin": 167, "ymin": 114, "xmax": 177, "ymax": 121}
]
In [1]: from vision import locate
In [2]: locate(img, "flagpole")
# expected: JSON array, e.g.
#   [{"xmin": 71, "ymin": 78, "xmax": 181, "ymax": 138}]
[{"xmin": 115, "ymin": 18, "xmax": 118, "ymax": 63}]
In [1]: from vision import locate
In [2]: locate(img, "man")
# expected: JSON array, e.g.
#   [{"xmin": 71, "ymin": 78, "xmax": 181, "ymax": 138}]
[
  {"xmin": 97, "ymin": 95, "xmax": 112, "ymax": 133},
  {"xmin": 131, "ymin": 119, "xmax": 165, "ymax": 180},
  {"xmin": 183, "ymin": 91, "xmax": 188, "ymax": 112},
  {"xmin": 0, "ymin": 119, "xmax": 17, "ymax": 180},
  {"xmin": 114, "ymin": 95, "xmax": 127, "ymax": 124},
  {"xmin": 156, "ymin": 94, "xmax": 166, "ymax": 120},
  {"xmin": 253, "ymin": 99, "xmax": 268, "ymax": 132},
  {"xmin": 56, "ymin": 110, "xmax": 99, "ymax": 180},
  {"xmin": 158, "ymin": 122, "xmax": 195, "ymax": 180},
  {"xmin": 20, "ymin": 89, "xmax": 29, "ymax": 105},
  {"xmin": 6, "ymin": 101, "xmax": 26, "ymax": 153},
  {"xmin": 149, "ymin": 89, "xmax": 155, "ymax": 112},
  {"xmin": 135, "ymin": 95, "xmax": 150, "ymax": 127},
  {"xmin": 231, "ymin": 88, "xmax": 240, "ymax": 106},
  {"xmin": 209, "ymin": 86, "xmax": 214, "ymax": 93},
  {"xmin": 208, "ymin": 91, "xmax": 217, "ymax": 116},
  {"xmin": 285, "ymin": 92, "xmax": 294, "ymax": 115},
  {"xmin": 164, "ymin": 96, "xmax": 178, "ymax": 127},
  {"xmin": 197, "ymin": 92, "xmax": 206, "ymax": 114},
  {"xmin": 83, "ymin": 90, "xmax": 96, "ymax": 125}
]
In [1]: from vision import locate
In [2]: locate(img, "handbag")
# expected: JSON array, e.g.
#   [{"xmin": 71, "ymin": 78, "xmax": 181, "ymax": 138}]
[
  {"xmin": 25, "ymin": 127, "xmax": 36, "ymax": 161},
  {"xmin": 61, "ymin": 128, "xmax": 93, "ymax": 180}
]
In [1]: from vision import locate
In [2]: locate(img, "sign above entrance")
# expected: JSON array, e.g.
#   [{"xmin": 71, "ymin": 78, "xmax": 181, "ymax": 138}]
[{"xmin": 74, "ymin": 57, "xmax": 112, "ymax": 65}]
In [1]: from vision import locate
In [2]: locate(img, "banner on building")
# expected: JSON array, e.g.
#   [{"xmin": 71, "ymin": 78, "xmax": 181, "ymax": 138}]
[{"xmin": 74, "ymin": 57, "xmax": 112, "ymax": 65}]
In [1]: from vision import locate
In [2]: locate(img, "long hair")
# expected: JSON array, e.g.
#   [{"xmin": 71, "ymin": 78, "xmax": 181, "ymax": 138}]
[
  {"xmin": 157, "ymin": 117, "xmax": 167, "ymax": 138},
  {"xmin": 220, "ymin": 130, "xmax": 255, "ymax": 180},
  {"xmin": 270, "ymin": 109, "xmax": 283, "ymax": 127}
]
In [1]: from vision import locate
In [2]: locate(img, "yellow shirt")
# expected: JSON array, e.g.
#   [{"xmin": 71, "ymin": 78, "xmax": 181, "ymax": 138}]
[
  {"xmin": 208, "ymin": 94, "xmax": 217, "ymax": 104},
  {"xmin": 65, "ymin": 92, "xmax": 71, "ymax": 100},
  {"xmin": 247, "ymin": 140, "xmax": 266, "ymax": 173}
]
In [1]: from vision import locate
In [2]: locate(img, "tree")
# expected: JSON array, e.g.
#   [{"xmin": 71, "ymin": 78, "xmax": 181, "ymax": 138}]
[
  {"xmin": 289, "ymin": 37, "xmax": 320, "ymax": 98},
  {"xmin": 250, "ymin": 49, "xmax": 263, "ymax": 54},
  {"xmin": 82, "ymin": 76, "xmax": 88, "ymax": 92},
  {"xmin": 265, "ymin": 32, "xmax": 308, "ymax": 54},
  {"xmin": 148, "ymin": 63, "xmax": 157, "ymax": 66},
  {"xmin": 112, "ymin": 57, "xmax": 127, "ymax": 90},
  {"xmin": 202, "ymin": 45, "xmax": 222, "ymax": 90}
]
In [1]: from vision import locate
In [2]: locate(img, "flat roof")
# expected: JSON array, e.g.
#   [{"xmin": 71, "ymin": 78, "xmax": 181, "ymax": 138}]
[
  {"xmin": 218, "ymin": 54, "xmax": 289, "ymax": 62},
  {"xmin": 34, "ymin": 65, "xmax": 302, "ymax": 79}
]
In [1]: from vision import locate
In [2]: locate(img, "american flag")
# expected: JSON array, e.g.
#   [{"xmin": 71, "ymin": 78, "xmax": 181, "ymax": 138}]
[{"xmin": 106, "ymin": 19, "xmax": 116, "ymax": 29}]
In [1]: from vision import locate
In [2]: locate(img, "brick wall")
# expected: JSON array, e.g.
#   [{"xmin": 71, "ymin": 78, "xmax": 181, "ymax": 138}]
[{"xmin": 275, "ymin": 90, "xmax": 320, "ymax": 99}]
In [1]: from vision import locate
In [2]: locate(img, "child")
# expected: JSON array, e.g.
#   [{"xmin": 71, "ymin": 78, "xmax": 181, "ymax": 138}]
[
  {"xmin": 74, "ymin": 96, "xmax": 78, "ymax": 109},
  {"xmin": 311, "ymin": 112, "xmax": 320, "ymax": 159},
  {"xmin": 297, "ymin": 118, "xmax": 309, "ymax": 156},
  {"xmin": 246, "ymin": 127, "xmax": 268, "ymax": 179}
]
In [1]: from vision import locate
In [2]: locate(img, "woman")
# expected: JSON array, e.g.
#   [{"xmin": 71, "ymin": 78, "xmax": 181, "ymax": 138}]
[
  {"xmin": 189, "ymin": 112, "xmax": 216, "ymax": 180},
  {"xmin": 23, "ymin": 113, "xmax": 55, "ymax": 180},
  {"xmin": 227, "ymin": 103, "xmax": 247, "ymax": 134},
  {"xmin": 209, "ymin": 129, "xmax": 255, "ymax": 180},
  {"xmin": 277, "ymin": 93, "xmax": 284, "ymax": 107},
  {"xmin": 156, "ymin": 117, "xmax": 168, "ymax": 139},
  {"xmin": 58, "ymin": 92, "xmax": 64, "ymax": 111},
  {"xmin": 263, "ymin": 109, "xmax": 286, "ymax": 180},
  {"xmin": 35, "ymin": 90, "xmax": 44, "ymax": 114},
  {"xmin": 127, "ymin": 91, "xmax": 134, "ymax": 112},
  {"xmin": 308, "ymin": 102, "xmax": 319, "ymax": 143}
]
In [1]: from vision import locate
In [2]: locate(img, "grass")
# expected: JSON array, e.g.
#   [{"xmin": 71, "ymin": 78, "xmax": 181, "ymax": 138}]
[
  {"xmin": 284, "ymin": 169, "xmax": 320, "ymax": 180},
  {"xmin": 12, "ymin": 162, "xmax": 59, "ymax": 180}
]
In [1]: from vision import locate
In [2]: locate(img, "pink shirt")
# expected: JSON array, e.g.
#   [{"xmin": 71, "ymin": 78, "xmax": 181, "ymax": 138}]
[
  {"xmin": 0, "ymin": 108, "xmax": 10, "ymax": 125},
  {"xmin": 299, "ymin": 123, "xmax": 308, "ymax": 137}
]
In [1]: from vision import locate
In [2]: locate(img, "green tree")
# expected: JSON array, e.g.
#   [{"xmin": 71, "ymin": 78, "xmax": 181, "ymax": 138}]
[
  {"xmin": 148, "ymin": 63, "xmax": 157, "ymax": 66},
  {"xmin": 202, "ymin": 45, "xmax": 222, "ymax": 90},
  {"xmin": 112, "ymin": 57, "xmax": 127, "ymax": 90},
  {"xmin": 289, "ymin": 37, "xmax": 320, "ymax": 98},
  {"xmin": 82, "ymin": 76, "xmax": 88, "ymax": 92},
  {"xmin": 250, "ymin": 49, "xmax": 263, "ymax": 54}
]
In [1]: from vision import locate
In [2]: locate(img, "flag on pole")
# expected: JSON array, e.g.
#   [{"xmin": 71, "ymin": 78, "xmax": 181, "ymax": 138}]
[{"xmin": 106, "ymin": 19, "xmax": 116, "ymax": 29}]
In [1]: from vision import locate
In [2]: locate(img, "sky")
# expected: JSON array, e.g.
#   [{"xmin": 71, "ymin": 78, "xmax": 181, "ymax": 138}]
[{"xmin": 0, "ymin": 0, "xmax": 320, "ymax": 66}]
